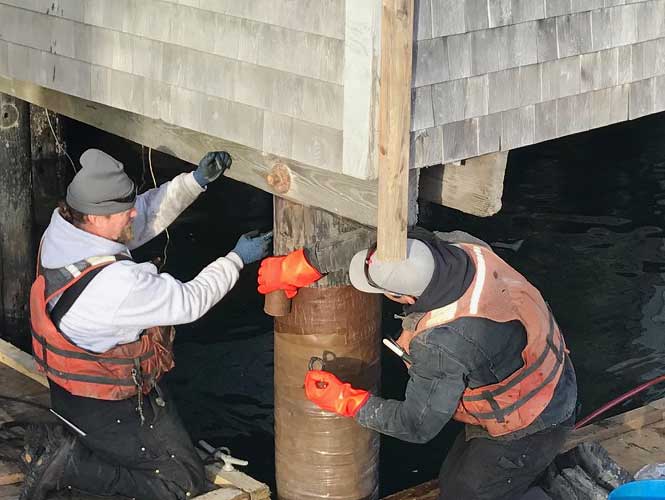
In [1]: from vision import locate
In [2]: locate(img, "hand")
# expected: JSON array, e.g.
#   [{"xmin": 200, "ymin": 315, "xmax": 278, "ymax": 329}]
[
  {"xmin": 193, "ymin": 151, "xmax": 232, "ymax": 186},
  {"xmin": 257, "ymin": 249, "xmax": 322, "ymax": 299},
  {"xmin": 304, "ymin": 370, "xmax": 370, "ymax": 417},
  {"xmin": 232, "ymin": 231, "xmax": 272, "ymax": 265}
]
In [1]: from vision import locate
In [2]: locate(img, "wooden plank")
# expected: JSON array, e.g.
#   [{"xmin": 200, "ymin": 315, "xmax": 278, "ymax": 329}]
[
  {"xmin": 0, "ymin": 76, "xmax": 379, "ymax": 227},
  {"xmin": 377, "ymin": 0, "xmax": 415, "ymax": 261},
  {"xmin": 419, "ymin": 152, "xmax": 508, "ymax": 217},
  {"xmin": 564, "ymin": 398, "xmax": 665, "ymax": 451},
  {"xmin": 0, "ymin": 339, "xmax": 47, "ymax": 388},
  {"xmin": 382, "ymin": 479, "xmax": 438, "ymax": 500},
  {"xmin": 194, "ymin": 488, "xmax": 249, "ymax": 500},
  {"xmin": 0, "ymin": 462, "xmax": 23, "ymax": 487},
  {"xmin": 601, "ymin": 420, "xmax": 665, "ymax": 474}
]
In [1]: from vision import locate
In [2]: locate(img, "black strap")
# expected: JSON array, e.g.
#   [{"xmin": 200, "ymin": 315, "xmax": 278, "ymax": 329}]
[{"xmin": 50, "ymin": 267, "xmax": 107, "ymax": 330}]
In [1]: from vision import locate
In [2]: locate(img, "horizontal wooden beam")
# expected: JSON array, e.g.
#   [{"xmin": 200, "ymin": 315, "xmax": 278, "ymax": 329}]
[
  {"xmin": 419, "ymin": 152, "xmax": 508, "ymax": 217},
  {"xmin": 0, "ymin": 77, "xmax": 379, "ymax": 227}
]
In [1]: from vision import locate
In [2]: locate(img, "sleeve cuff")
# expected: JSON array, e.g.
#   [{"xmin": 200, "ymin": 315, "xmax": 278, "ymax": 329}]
[
  {"xmin": 185, "ymin": 172, "xmax": 207, "ymax": 194},
  {"xmin": 226, "ymin": 252, "xmax": 245, "ymax": 270}
]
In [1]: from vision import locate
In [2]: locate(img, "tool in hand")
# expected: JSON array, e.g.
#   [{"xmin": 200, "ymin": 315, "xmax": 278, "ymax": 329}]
[{"xmin": 382, "ymin": 337, "xmax": 413, "ymax": 365}]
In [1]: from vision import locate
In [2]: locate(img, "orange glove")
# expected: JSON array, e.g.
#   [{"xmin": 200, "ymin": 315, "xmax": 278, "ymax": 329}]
[
  {"xmin": 257, "ymin": 248, "xmax": 322, "ymax": 299},
  {"xmin": 304, "ymin": 370, "xmax": 370, "ymax": 417}
]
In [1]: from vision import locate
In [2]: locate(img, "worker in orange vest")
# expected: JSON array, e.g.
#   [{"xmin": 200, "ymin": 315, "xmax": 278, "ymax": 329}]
[
  {"xmin": 258, "ymin": 229, "xmax": 577, "ymax": 499},
  {"xmin": 22, "ymin": 149, "xmax": 271, "ymax": 500}
]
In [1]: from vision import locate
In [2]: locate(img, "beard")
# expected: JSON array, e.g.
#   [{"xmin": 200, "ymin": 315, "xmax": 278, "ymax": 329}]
[{"xmin": 116, "ymin": 224, "xmax": 134, "ymax": 244}]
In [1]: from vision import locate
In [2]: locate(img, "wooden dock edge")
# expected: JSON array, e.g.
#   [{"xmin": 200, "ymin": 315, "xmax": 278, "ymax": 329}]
[
  {"xmin": 563, "ymin": 397, "xmax": 665, "ymax": 451},
  {"xmin": 382, "ymin": 398, "xmax": 665, "ymax": 499},
  {"xmin": 0, "ymin": 338, "xmax": 47, "ymax": 387}
]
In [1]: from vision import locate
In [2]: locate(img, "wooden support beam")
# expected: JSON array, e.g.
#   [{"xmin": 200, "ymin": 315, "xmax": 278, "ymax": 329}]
[
  {"xmin": 419, "ymin": 152, "xmax": 509, "ymax": 217},
  {"xmin": 0, "ymin": 92, "xmax": 34, "ymax": 349},
  {"xmin": 0, "ymin": 77, "xmax": 379, "ymax": 228},
  {"xmin": 30, "ymin": 105, "xmax": 71, "ymax": 228},
  {"xmin": 376, "ymin": 0, "xmax": 415, "ymax": 261}
]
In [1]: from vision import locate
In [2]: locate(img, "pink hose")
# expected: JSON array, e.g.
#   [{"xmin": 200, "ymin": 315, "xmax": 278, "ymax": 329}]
[{"xmin": 575, "ymin": 374, "xmax": 665, "ymax": 429}]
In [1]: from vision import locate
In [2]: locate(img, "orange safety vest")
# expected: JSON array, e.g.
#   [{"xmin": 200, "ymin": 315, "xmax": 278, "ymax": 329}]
[
  {"xmin": 30, "ymin": 255, "xmax": 175, "ymax": 401},
  {"xmin": 408, "ymin": 243, "xmax": 567, "ymax": 437}
]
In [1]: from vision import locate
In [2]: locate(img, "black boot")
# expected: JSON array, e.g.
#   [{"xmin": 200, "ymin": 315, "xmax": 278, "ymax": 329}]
[
  {"xmin": 19, "ymin": 425, "xmax": 77, "ymax": 500},
  {"xmin": 19, "ymin": 424, "xmax": 51, "ymax": 472}
]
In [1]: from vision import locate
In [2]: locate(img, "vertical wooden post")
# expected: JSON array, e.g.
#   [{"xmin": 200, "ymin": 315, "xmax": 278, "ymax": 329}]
[
  {"xmin": 30, "ymin": 105, "xmax": 70, "ymax": 229},
  {"xmin": 273, "ymin": 197, "xmax": 381, "ymax": 500},
  {"xmin": 0, "ymin": 93, "xmax": 34, "ymax": 348},
  {"xmin": 377, "ymin": 0, "xmax": 415, "ymax": 261}
]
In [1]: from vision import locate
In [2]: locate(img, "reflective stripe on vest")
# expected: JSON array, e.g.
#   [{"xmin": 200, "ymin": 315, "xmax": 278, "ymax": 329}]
[{"xmin": 414, "ymin": 243, "xmax": 567, "ymax": 436}]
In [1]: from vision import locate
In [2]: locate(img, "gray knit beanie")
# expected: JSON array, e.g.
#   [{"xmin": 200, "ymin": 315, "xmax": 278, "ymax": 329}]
[{"xmin": 66, "ymin": 149, "xmax": 136, "ymax": 215}]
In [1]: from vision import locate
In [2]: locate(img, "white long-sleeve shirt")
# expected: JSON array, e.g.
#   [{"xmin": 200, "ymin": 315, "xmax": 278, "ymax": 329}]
[{"xmin": 40, "ymin": 172, "xmax": 244, "ymax": 353}]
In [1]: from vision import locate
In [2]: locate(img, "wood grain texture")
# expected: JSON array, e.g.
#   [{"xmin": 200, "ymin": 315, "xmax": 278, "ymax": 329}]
[
  {"xmin": 0, "ymin": 93, "xmax": 34, "ymax": 348},
  {"xmin": 377, "ymin": 0, "xmax": 415, "ymax": 261},
  {"xmin": 419, "ymin": 152, "xmax": 508, "ymax": 216},
  {"xmin": 0, "ymin": 77, "xmax": 380, "ymax": 227}
]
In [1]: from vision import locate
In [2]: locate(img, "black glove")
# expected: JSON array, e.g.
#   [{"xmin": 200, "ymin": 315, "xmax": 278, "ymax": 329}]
[{"xmin": 193, "ymin": 151, "xmax": 232, "ymax": 186}]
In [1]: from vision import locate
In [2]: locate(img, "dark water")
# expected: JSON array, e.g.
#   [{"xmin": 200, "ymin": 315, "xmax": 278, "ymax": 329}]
[{"xmin": 62, "ymin": 112, "xmax": 665, "ymax": 496}]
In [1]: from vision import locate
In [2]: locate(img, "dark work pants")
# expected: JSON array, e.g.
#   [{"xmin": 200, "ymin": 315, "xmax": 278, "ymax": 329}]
[
  {"xmin": 49, "ymin": 382, "xmax": 208, "ymax": 500},
  {"xmin": 438, "ymin": 419, "xmax": 573, "ymax": 500}
]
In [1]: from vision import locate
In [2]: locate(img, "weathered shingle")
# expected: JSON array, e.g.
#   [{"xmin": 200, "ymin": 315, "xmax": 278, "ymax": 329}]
[
  {"xmin": 546, "ymin": 0, "xmax": 572, "ymax": 17},
  {"xmin": 535, "ymin": 99, "xmax": 558, "ymax": 142},
  {"xmin": 609, "ymin": 84, "xmax": 630, "ymax": 123},
  {"xmin": 512, "ymin": 0, "xmax": 546, "ymax": 24},
  {"xmin": 589, "ymin": 87, "xmax": 612, "ymax": 129},
  {"xmin": 291, "ymin": 121, "xmax": 343, "ymax": 172},
  {"xmin": 432, "ymin": 0, "xmax": 465, "ymax": 37},
  {"xmin": 557, "ymin": 12, "xmax": 592, "ymax": 58},
  {"xmin": 412, "ymin": 86, "xmax": 436, "ymax": 130},
  {"xmin": 0, "ymin": 41, "xmax": 8, "ymax": 78},
  {"xmin": 501, "ymin": 105, "xmax": 535, "ymax": 149},
  {"xmin": 413, "ymin": 38, "xmax": 450, "ymax": 87},
  {"xmin": 465, "ymin": 74, "xmax": 489, "ymax": 118},
  {"xmin": 541, "ymin": 56, "xmax": 581, "ymax": 101},
  {"xmin": 442, "ymin": 118, "xmax": 479, "ymax": 162},
  {"xmin": 465, "ymin": 0, "xmax": 490, "ymax": 31},
  {"xmin": 629, "ymin": 77, "xmax": 656, "ymax": 119},
  {"xmin": 489, "ymin": 0, "xmax": 513, "ymax": 28},
  {"xmin": 447, "ymin": 33, "xmax": 472, "ymax": 80},
  {"xmin": 537, "ymin": 17, "xmax": 558, "ymax": 62},
  {"xmin": 471, "ymin": 30, "xmax": 499, "ymax": 75},
  {"xmin": 478, "ymin": 113, "xmax": 502, "ymax": 155},
  {"xmin": 610, "ymin": 3, "xmax": 638, "ymax": 46},
  {"xmin": 557, "ymin": 92, "xmax": 590, "ymax": 136},
  {"xmin": 415, "ymin": 0, "xmax": 433, "ymax": 40},
  {"xmin": 433, "ymin": 79, "xmax": 466, "ymax": 124},
  {"xmin": 497, "ymin": 22, "xmax": 538, "ymax": 69},
  {"xmin": 591, "ymin": 8, "xmax": 613, "ymax": 51},
  {"xmin": 413, "ymin": 127, "xmax": 444, "ymax": 167}
]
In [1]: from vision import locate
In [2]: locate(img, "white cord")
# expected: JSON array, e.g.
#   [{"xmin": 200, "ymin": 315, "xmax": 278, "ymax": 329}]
[
  {"xmin": 148, "ymin": 147, "xmax": 170, "ymax": 271},
  {"xmin": 45, "ymin": 109, "xmax": 77, "ymax": 174}
]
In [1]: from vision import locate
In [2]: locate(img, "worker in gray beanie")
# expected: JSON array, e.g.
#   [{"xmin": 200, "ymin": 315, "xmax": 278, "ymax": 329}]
[{"xmin": 21, "ymin": 149, "xmax": 272, "ymax": 500}]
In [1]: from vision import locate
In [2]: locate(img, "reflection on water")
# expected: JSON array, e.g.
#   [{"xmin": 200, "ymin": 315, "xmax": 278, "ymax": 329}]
[{"xmin": 124, "ymin": 112, "xmax": 665, "ymax": 495}]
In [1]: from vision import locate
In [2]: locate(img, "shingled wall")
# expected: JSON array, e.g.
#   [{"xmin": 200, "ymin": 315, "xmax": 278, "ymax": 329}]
[
  {"xmin": 0, "ymin": 0, "xmax": 348, "ymax": 173},
  {"xmin": 411, "ymin": 0, "xmax": 665, "ymax": 167}
]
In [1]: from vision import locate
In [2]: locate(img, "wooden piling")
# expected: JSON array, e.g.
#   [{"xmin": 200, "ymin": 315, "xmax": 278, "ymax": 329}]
[
  {"xmin": 29, "ymin": 105, "xmax": 70, "ymax": 228},
  {"xmin": 0, "ymin": 93, "xmax": 34, "ymax": 348},
  {"xmin": 272, "ymin": 197, "xmax": 381, "ymax": 500}
]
